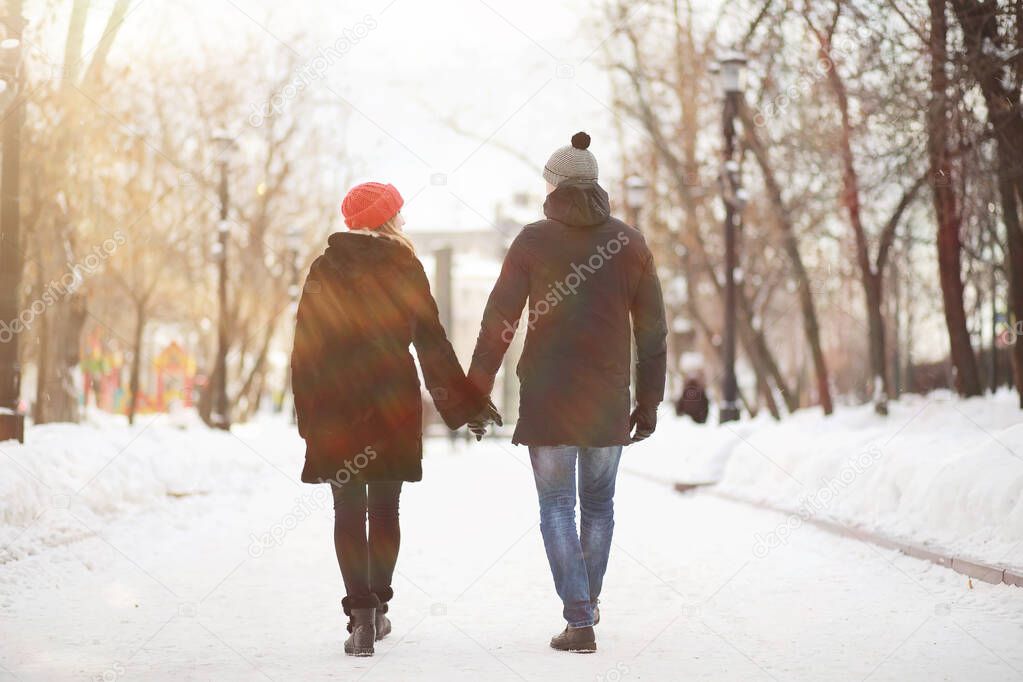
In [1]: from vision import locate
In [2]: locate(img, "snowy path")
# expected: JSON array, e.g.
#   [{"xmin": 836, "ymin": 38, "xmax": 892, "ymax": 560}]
[{"xmin": 2, "ymin": 422, "xmax": 1022, "ymax": 681}]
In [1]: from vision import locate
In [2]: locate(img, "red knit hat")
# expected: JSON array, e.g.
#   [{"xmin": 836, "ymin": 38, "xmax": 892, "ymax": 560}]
[{"xmin": 341, "ymin": 182, "xmax": 404, "ymax": 230}]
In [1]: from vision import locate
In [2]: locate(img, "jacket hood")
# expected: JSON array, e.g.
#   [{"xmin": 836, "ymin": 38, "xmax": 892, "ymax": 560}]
[
  {"xmin": 542, "ymin": 180, "xmax": 611, "ymax": 227},
  {"xmin": 321, "ymin": 231, "xmax": 414, "ymax": 279}
]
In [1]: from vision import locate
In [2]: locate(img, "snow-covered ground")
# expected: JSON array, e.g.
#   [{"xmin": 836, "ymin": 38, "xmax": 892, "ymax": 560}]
[
  {"xmin": 628, "ymin": 390, "xmax": 1023, "ymax": 572},
  {"xmin": 1, "ymin": 397, "xmax": 1022, "ymax": 680}
]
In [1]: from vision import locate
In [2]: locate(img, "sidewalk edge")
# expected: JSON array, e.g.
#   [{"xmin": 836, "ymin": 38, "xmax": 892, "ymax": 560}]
[{"xmin": 681, "ymin": 484, "xmax": 1020, "ymax": 588}]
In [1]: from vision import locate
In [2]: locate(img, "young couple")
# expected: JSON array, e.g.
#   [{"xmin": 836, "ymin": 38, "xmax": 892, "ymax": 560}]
[{"xmin": 291, "ymin": 132, "xmax": 668, "ymax": 657}]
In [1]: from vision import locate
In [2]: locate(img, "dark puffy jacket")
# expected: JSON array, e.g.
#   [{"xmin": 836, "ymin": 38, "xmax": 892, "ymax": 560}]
[
  {"xmin": 675, "ymin": 378, "xmax": 710, "ymax": 424},
  {"xmin": 468, "ymin": 180, "xmax": 668, "ymax": 446},
  {"xmin": 292, "ymin": 232, "xmax": 483, "ymax": 483}
]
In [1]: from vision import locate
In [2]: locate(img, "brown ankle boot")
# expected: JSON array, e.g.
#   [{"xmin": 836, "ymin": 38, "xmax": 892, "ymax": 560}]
[
  {"xmin": 550, "ymin": 625, "xmax": 596, "ymax": 653},
  {"xmin": 375, "ymin": 602, "xmax": 391, "ymax": 641},
  {"xmin": 342, "ymin": 595, "xmax": 378, "ymax": 656},
  {"xmin": 372, "ymin": 589, "xmax": 393, "ymax": 641}
]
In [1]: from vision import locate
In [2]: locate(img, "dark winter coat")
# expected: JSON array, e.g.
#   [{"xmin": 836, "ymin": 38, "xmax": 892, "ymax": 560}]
[
  {"xmin": 292, "ymin": 232, "xmax": 484, "ymax": 484},
  {"xmin": 468, "ymin": 180, "xmax": 668, "ymax": 446}
]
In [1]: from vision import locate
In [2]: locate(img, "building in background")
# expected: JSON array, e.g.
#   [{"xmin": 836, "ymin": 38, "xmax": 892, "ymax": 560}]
[{"xmin": 409, "ymin": 216, "xmax": 529, "ymax": 431}]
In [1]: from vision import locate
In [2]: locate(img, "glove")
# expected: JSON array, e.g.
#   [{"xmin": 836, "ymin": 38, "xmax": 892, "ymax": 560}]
[
  {"xmin": 467, "ymin": 400, "xmax": 503, "ymax": 441},
  {"xmin": 629, "ymin": 405, "xmax": 657, "ymax": 443}
]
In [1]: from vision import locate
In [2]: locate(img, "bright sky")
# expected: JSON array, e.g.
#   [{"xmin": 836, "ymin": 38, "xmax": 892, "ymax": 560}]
[{"xmin": 43, "ymin": 0, "xmax": 668, "ymax": 232}]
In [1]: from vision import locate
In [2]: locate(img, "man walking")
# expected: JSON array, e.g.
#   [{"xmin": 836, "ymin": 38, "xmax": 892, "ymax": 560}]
[{"xmin": 467, "ymin": 132, "xmax": 668, "ymax": 653}]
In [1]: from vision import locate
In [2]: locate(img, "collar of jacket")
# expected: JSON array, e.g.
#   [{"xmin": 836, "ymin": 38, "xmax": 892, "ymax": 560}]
[
  {"xmin": 542, "ymin": 179, "xmax": 611, "ymax": 227},
  {"xmin": 322, "ymin": 230, "xmax": 415, "ymax": 279}
]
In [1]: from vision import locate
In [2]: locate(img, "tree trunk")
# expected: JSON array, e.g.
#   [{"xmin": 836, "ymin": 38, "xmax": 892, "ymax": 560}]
[
  {"xmin": 234, "ymin": 320, "xmax": 275, "ymax": 422},
  {"xmin": 929, "ymin": 0, "xmax": 983, "ymax": 397},
  {"xmin": 949, "ymin": 0, "xmax": 1023, "ymax": 406},
  {"xmin": 738, "ymin": 287, "xmax": 795, "ymax": 414},
  {"xmin": 33, "ymin": 215, "xmax": 87, "ymax": 424},
  {"xmin": 127, "ymin": 302, "xmax": 145, "ymax": 425},
  {"xmin": 80, "ymin": 0, "xmax": 132, "ymax": 90},
  {"xmin": 995, "ymin": 142, "xmax": 1023, "ymax": 406},
  {"xmin": 890, "ymin": 251, "xmax": 903, "ymax": 397},
  {"xmin": 198, "ymin": 359, "xmax": 219, "ymax": 425},
  {"xmin": 34, "ymin": 295, "xmax": 86, "ymax": 424},
  {"xmin": 865, "ymin": 273, "xmax": 889, "ymax": 415},
  {"xmin": 744, "ymin": 331, "xmax": 782, "ymax": 419},
  {"xmin": 1007, "ymin": 114, "xmax": 1023, "ymax": 407},
  {"xmin": 62, "ymin": 0, "xmax": 90, "ymax": 85}
]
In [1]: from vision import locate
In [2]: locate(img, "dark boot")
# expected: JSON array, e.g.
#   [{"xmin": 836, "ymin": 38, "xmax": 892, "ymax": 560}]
[
  {"xmin": 342, "ymin": 595, "xmax": 378, "ymax": 656},
  {"xmin": 550, "ymin": 625, "xmax": 596, "ymax": 653},
  {"xmin": 372, "ymin": 589, "xmax": 393, "ymax": 641},
  {"xmin": 375, "ymin": 602, "xmax": 391, "ymax": 641}
]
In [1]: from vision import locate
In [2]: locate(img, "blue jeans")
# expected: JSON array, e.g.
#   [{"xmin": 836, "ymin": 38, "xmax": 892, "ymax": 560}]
[{"xmin": 528, "ymin": 445, "xmax": 623, "ymax": 627}]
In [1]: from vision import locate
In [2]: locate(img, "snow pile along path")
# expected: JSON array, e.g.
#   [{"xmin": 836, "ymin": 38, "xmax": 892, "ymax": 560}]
[
  {"xmin": 0, "ymin": 409, "xmax": 294, "ymax": 563},
  {"xmin": 628, "ymin": 390, "xmax": 1023, "ymax": 571}
]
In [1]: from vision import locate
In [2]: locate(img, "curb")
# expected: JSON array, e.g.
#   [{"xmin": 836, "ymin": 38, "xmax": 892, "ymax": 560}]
[{"xmin": 677, "ymin": 484, "xmax": 1021, "ymax": 588}]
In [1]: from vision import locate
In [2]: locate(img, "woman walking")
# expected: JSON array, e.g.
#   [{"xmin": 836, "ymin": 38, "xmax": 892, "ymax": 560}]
[{"xmin": 291, "ymin": 182, "xmax": 500, "ymax": 656}]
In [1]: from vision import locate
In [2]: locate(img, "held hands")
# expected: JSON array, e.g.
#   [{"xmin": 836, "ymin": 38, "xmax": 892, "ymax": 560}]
[
  {"xmin": 467, "ymin": 400, "xmax": 503, "ymax": 441},
  {"xmin": 629, "ymin": 405, "xmax": 657, "ymax": 443}
]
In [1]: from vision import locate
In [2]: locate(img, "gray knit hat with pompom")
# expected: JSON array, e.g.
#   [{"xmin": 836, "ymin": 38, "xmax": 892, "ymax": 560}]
[{"xmin": 543, "ymin": 132, "xmax": 598, "ymax": 186}]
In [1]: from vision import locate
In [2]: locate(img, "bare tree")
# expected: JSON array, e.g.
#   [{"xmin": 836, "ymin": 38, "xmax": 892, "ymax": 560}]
[
  {"xmin": 928, "ymin": 0, "xmax": 982, "ymax": 397},
  {"xmin": 949, "ymin": 0, "xmax": 1023, "ymax": 406},
  {"xmin": 802, "ymin": 1, "xmax": 926, "ymax": 414},
  {"xmin": 22, "ymin": 0, "xmax": 133, "ymax": 424}
]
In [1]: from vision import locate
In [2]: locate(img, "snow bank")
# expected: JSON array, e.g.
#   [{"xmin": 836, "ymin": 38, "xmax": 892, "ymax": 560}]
[
  {"xmin": 628, "ymin": 390, "xmax": 1023, "ymax": 570},
  {"xmin": 0, "ymin": 408, "xmax": 300, "ymax": 563}
]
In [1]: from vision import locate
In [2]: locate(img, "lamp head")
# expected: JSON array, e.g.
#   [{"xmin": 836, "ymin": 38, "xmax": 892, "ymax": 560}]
[
  {"xmin": 717, "ymin": 50, "xmax": 748, "ymax": 94},
  {"xmin": 625, "ymin": 175, "xmax": 648, "ymax": 210}
]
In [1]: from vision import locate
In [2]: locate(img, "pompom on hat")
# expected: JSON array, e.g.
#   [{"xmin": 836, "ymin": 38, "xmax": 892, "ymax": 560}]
[
  {"xmin": 543, "ymin": 132, "xmax": 598, "ymax": 186},
  {"xmin": 341, "ymin": 182, "xmax": 404, "ymax": 230}
]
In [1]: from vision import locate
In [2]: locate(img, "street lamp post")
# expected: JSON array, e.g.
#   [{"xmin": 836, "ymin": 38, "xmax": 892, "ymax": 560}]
[
  {"xmin": 0, "ymin": 10, "xmax": 26, "ymax": 444},
  {"xmin": 717, "ymin": 50, "xmax": 747, "ymax": 424},
  {"xmin": 625, "ymin": 175, "xmax": 647, "ymax": 227},
  {"xmin": 209, "ymin": 132, "xmax": 236, "ymax": 430}
]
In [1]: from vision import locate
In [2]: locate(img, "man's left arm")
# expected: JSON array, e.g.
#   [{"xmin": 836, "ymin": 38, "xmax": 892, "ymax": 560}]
[{"xmin": 631, "ymin": 251, "xmax": 668, "ymax": 416}]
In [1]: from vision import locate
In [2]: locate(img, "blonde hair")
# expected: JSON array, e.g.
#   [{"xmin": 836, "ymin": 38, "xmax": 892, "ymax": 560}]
[{"xmin": 374, "ymin": 215, "xmax": 417, "ymax": 255}]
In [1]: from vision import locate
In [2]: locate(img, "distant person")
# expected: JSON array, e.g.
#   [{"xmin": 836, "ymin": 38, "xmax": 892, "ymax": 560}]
[
  {"xmin": 466, "ymin": 133, "xmax": 668, "ymax": 653},
  {"xmin": 291, "ymin": 182, "xmax": 501, "ymax": 657},
  {"xmin": 675, "ymin": 376, "xmax": 709, "ymax": 424}
]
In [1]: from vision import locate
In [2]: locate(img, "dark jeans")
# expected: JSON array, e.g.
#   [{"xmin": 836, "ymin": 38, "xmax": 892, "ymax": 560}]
[
  {"xmin": 528, "ymin": 445, "xmax": 623, "ymax": 627},
  {"xmin": 331, "ymin": 481, "xmax": 403, "ymax": 604}
]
